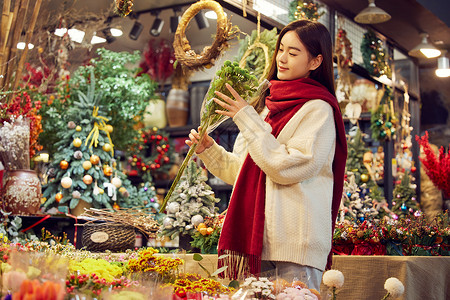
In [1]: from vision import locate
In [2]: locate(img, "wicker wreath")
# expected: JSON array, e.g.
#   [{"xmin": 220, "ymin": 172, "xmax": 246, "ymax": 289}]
[
  {"xmin": 335, "ymin": 28, "xmax": 353, "ymax": 69},
  {"xmin": 239, "ymin": 41, "xmax": 271, "ymax": 83},
  {"xmin": 173, "ymin": 0, "xmax": 238, "ymax": 70}
]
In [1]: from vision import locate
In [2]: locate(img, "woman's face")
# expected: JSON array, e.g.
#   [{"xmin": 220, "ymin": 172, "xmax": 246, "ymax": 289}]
[{"xmin": 276, "ymin": 30, "xmax": 321, "ymax": 81}]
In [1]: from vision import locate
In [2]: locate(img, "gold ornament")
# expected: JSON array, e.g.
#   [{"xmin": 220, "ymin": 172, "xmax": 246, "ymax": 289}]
[
  {"xmin": 106, "ymin": 124, "xmax": 114, "ymax": 133},
  {"xmin": 83, "ymin": 175, "xmax": 93, "ymax": 185},
  {"xmin": 75, "ymin": 126, "xmax": 82, "ymax": 132},
  {"xmin": 82, "ymin": 161, "xmax": 92, "ymax": 170},
  {"xmin": 73, "ymin": 138, "xmax": 82, "ymax": 148},
  {"xmin": 90, "ymin": 155, "xmax": 100, "ymax": 165},
  {"xmin": 102, "ymin": 143, "xmax": 112, "ymax": 152},
  {"xmin": 361, "ymin": 173, "xmax": 370, "ymax": 183},
  {"xmin": 61, "ymin": 177, "xmax": 73, "ymax": 189},
  {"xmin": 59, "ymin": 160, "xmax": 69, "ymax": 170},
  {"xmin": 98, "ymin": 188, "xmax": 104, "ymax": 195}
]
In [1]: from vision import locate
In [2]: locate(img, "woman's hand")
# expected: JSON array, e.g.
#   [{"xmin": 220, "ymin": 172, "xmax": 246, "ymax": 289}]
[
  {"xmin": 186, "ymin": 127, "xmax": 214, "ymax": 154},
  {"xmin": 213, "ymin": 83, "xmax": 249, "ymax": 118}
]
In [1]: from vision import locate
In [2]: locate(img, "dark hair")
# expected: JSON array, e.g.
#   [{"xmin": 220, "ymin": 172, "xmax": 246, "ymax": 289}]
[{"xmin": 252, "ymin": 20, "xmax": 335, "ymax": 113}]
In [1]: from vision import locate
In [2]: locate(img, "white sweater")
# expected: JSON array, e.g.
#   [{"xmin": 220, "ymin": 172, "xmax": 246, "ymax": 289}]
[{"xmin": 198, "ymin": 100, "xmax": 336, "ymax": 271}]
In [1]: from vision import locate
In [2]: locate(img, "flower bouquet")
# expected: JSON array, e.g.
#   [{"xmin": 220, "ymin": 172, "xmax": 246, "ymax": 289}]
[{"xmin": 160, "ymin": 60, "xmax": 266, "ymax": 212}]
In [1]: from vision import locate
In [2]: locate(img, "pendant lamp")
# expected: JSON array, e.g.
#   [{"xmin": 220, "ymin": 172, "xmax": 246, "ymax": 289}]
[
  {"xmin": 354, "ymin": 0, "xmax": 391, "ymax": 24},
  {"xmin": 408, "ymin": 33, "xmax": 441, "ymax": 59}
]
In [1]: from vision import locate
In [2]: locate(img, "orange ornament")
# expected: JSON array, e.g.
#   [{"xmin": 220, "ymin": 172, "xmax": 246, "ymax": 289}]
[
  {"xmin": 55, "ymin": 193, "xmax": 63, "ymax": 203},
  {"xmin": 113, "ymin": 202, "xmax": 120, "ymax": 210},
  {"xmin": 83, "ymin": 174, "xmax": 93, "ymax": 185},
  {"xmin": 59, "ymin": 160, "xmax": 69, "ymax": 170},
  {"xmin": 103, "ymin": 166, "xmax": 113, "ymax": 177},
  {"xmin": 90, "ymin": 155, "xmax": 100, "ymax": 165}
]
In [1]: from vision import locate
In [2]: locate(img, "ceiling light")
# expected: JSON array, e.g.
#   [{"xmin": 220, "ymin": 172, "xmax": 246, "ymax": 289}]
[
  {"xmin": 194, "ymin": 11, "xmax": 209, "ymax": 30},
  {"xmin": 17, "ymin": 42, "xmax": 34, "ymax": 49},
  {"xmin": 354, "ymin": 0, "xmax": 391, "ymax": 24},
  {"xmin": 150, "ymin": 11, "xmax": 164, "ymax": 36},
  {"xmin": 91, "ymin": 35, "xmax": 106, "ymax": 44},
  {"xmin": 67, "ymin": 28, "xmax": 85, "ymax": 43},
  {"xmin": 54, "ymin": 28, "xmax": 68, "ymax": 37},
  {"xmin": 129, "ymin": 20, "xmax": 143, "ymax": 40},
  {"xmin": 110, "ymin": 28, "xmax": 123, "ymax": 37},
  {"xmin": 205, "ymin": 10, "xmax": 227, "ymax": 19},
  {"xmin": 408, "ymin": 33, "xmax": 441, "ymax": 59},
  {"xmin": 435, "ymin": 51, "xmax": 450, "ymax": 77}
]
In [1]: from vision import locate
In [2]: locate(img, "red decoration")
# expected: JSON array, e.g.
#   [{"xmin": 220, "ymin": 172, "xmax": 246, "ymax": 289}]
[
  {"xmin": 416, "ymin": 131, "xmax": 450, "ymax": 198},
  {"xmin": 137, "ymin": 39, "xmax": 175, "ymax": 87}
]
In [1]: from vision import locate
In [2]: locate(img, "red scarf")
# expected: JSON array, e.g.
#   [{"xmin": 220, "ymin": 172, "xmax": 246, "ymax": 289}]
[{"xmin": 218, "ymin": 78, "xmax": 347, "ymax": 279}]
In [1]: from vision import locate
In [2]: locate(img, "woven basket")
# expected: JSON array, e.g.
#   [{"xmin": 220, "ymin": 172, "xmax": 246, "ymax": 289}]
[{"xmin": 81, "ymin": 223, "xmax": 136, "ymax": 252}]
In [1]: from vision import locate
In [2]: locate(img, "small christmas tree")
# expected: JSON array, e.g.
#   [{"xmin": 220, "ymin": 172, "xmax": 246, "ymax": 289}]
[
  {"xmin": 346, "ymin": 127, "xmax": 371, "ymax": 185},
  {"xmin": 161, "ymin": 161, "xmax": 220, "ymax": 240},
  {"xmin": 391, "ymin": 172, "xmax": 419, "ymax": 219},
  {"xmin": 42, "ymin": 77, "xmax": 148, "ymax": 212}
]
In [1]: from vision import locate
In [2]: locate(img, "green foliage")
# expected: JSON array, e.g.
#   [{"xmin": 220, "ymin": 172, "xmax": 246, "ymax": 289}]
[
  {"xmin": 190, "ymin": 227, "xmax": 220, "ymax": 254},
  {"xmin": 0, "ymin": 213, "xmax": 38, "ymax": 243},
  {"xmin": 289, "ymin": 0, "xmax": 324, "ymax": 22},
  {"xmin": 370, "ymin": 86, "xmax": 397, "ymax": 142},
  {"xmin": 69, "ymin": 48, "xmax": 158, "ymax": 151},
  {"xmin": 361, "ymin": 29, "xmax": 391, "ymax": 78},
  {"xmin": 236, "ymin": 28, "xmax": 278, "ymax": 79}
]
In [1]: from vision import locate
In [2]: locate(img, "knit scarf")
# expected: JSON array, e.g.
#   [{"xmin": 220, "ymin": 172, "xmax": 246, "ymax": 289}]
[{"xmin": 217, "ymin": 77, "xmax": 347, "ymax": 279}]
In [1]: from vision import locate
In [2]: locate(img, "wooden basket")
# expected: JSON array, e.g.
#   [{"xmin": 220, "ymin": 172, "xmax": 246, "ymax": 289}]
[{"xmin": 81, "ymin": 223, "xmax": 136, "ymax": 252}]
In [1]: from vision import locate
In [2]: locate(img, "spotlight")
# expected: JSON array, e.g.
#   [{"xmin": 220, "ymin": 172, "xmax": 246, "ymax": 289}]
[
  {"xmin": 102, "ymin": 28, "xmax": 116, "ymax": 44},
  {"xmin": 194, "ymin": 10, "xmax": 209, "ymax": 30},
  {"xmin": 150, "ymin": 11, "xmax": 164, "ymax": 37},
  {"xmin": 170, "ymin": 7, "xmax": 182, "ymax": 34},
  {"xmin": 129, "ymin": 20, "xmax": 143, "ymax": 40}
]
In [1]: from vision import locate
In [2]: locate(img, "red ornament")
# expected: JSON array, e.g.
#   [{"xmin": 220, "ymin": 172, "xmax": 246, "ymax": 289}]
[
  {"xmin": 156, "ymin": 135, "xmax": 162, "ymax": 140},
  {"xmin": 411, "ymin": 166, "xmax": 417, "ymax": 173}
]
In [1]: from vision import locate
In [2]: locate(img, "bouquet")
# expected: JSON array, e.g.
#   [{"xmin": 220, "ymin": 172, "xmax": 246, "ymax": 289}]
[
  {"xmin": 160, "ymin": 60, "xmax": 266, "ymax": 212},
  {"xmin": 0, "ymin": 116, "xmax": 30, "ymax": 170}
]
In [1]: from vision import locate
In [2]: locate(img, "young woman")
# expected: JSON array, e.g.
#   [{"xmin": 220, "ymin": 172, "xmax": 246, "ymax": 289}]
[{"xmin": 186, "ymin": 19, "xmax": 347, "ymax": 290}]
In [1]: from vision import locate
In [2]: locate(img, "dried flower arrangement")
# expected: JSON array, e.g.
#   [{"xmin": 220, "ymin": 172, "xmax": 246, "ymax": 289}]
[{"xmin": 0, "ymin": 116, "xmax": 31, "ymax": 170}]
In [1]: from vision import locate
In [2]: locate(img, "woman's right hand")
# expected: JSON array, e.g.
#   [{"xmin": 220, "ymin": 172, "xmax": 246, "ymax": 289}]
[{"xmin": 186, "ymin": 127, "xmax": 214, "ymax": 154}]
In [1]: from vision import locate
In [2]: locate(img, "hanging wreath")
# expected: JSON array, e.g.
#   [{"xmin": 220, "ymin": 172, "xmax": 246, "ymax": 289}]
[
  {"xmin": 173, "ymin": 0, "xmax": 239, "ymax": 71},
  {"xmin": 128, "ymin": 127, "xmax": 174, "ymax": 181},
  {"xmin": 361, "ymin": 29, "xmax": 391, "ymax": 78},
  {"xmin": 335, "ymin": 29, "xmax": 353, "ymax": 69},
  {"xmin": 114, "ymin": 0, "xmax": 134, "ymax": 17},
  {"xmin": 370, "ymin": 86, "xmax": 398, "ymax": 142},
  {"xmin": 288, "ymin": 0, "xmax": 324, "ymax": 22}
]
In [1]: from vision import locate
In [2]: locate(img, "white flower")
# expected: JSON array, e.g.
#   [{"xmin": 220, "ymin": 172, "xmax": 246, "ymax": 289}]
[
  {"xmin": 322, "ymin": 269, "xmax": 345, "ymax": 288},
  {"xmin": 384, "ymin": 277, "xmax": 404, "ymax": 298}
]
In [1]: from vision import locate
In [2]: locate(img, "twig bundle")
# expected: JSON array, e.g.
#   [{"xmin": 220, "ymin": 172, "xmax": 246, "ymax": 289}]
[{"xmin": 79, "ymin": 207, "xmax": 160, "ymax": 239}]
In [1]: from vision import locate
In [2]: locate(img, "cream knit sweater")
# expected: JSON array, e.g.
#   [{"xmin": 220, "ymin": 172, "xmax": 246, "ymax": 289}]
[{"xmin": 198, "ymin": 100, "xmax": 336, "ymax": 271}]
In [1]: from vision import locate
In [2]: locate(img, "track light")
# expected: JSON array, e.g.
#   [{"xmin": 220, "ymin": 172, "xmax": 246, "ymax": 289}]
[
  {"xmin": 170, "ymin": 7, "xmax": 181, "ymax": 33},
  {"xmin": 354, "ymin": 0, "xmax": 391, "ymax": 24},
  {"xmin": 436, "ymin": 51, "xmax": 450, "ymax": 78},
  {"xmin": 102, "ymin": 28, "xmax": 116, "ymax": 44},
  {"xmin": 130, "ymin": 21, "xmax": 143, "ymax": 40},
  {"xmin": 194, "ymin": 11, "xmax": 209, "ymax": 30},
  {"xmin": 408, "ymin": 33, "xmax": 441, "ymax": 59},
  {"xmin": 150, "ymin": 11, "xmax": 164, "ymax": 37}
]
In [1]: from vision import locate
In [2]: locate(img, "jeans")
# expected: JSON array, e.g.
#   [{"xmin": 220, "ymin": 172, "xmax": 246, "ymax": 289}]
[{"xmin": 260, "ymin": 260, "xmax": 323, "ymax": 291}]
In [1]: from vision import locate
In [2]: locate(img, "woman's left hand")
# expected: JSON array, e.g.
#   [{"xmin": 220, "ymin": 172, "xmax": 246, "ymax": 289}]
[{"xmin": 213, "ymin": 83, "xmax": 249, "ymax": 118}]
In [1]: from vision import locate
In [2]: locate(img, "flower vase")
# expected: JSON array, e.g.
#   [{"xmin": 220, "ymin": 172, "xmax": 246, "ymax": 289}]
[
  {"xmin": 3, "ymin": 169, "xmax": 41, "ymax": 215},
  {"xmin": 166, "ymin": 89, "xmax": 189, "ymax": 127},
  {"xmin": 143, "ymin": 94, "xmax": 168, "ymax": 128}
]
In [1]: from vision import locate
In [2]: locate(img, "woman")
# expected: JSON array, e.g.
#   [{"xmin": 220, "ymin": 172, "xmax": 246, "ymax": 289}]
[{"xmin": 186, "ymin": 20, "xmax": 347, "ymax": 290}]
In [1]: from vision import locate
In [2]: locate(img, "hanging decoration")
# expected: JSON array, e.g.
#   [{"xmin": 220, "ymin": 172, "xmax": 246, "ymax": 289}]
[
  {"xmin": 361, "ymin": 29, "xmax": 391, "ymax": 78},
  {"xmin": 114, "ymin": 0, "xmax": 134, "ymax": 17},
  {"xmin": 237, "ymin": 14, "xmax": 277, "ymax": 83},
  {"xmin": 288, "ymin": 0, "xmax": 324, "ymax": 22},
  {"xmin": 370, "ymin": 86, "xmax": 398, "ymax": 142},
  {"xmin": 127, "ymin": 127, "xmax": 175, "ymax": 181},
  {"xmin": 138, "ymin": 39, "xmax": 175, "ymax": 89},
  {"xmin": 173, "ymin": 0, "xmax": 239, "ymax": 71}
]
